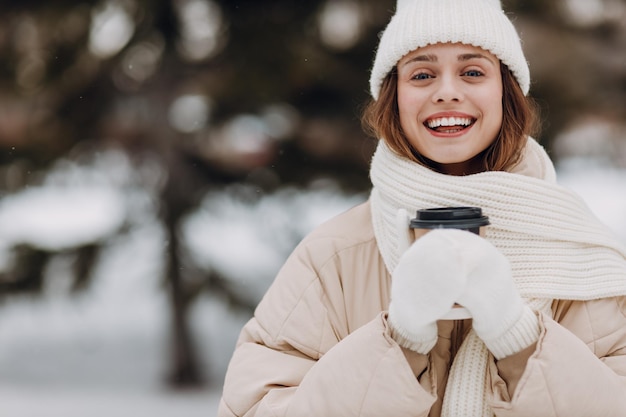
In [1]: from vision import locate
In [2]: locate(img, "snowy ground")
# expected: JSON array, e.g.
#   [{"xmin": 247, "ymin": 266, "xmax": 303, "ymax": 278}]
[
  {"xmin": 0, "ymin": 384, "xmax": 222, "ymax": 417},
  {"xmin": 0, "ymin": 153, "xmax": 624, "ymax": 417}
]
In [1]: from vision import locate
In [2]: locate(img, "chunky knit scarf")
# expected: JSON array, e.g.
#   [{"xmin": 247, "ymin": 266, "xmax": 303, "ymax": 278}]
[{"xmin": 369, "ymin": 138, "xmax": 626, "ymax": 417}]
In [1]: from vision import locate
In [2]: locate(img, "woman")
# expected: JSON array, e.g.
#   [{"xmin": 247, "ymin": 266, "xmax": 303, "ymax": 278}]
[{"xmin": 218, "ymin": 0, "xmax": 626, "ymax": 416}]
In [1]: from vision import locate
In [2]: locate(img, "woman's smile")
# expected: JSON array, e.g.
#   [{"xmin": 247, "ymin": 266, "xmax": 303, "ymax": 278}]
[{"xmin": 424, "ymin": 112, "xmax": 476, "ymax": 136}]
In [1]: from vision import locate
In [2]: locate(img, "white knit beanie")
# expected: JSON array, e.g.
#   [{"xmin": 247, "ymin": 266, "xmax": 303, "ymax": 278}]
[{"xmin": 369, "ymin": 0, "xmax": 530, "ymax": 100}]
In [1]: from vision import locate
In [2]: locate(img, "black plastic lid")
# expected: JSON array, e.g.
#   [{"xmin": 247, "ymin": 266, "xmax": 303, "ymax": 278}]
[{"xmin": 410, "ymin": 207, "xmax": 490, "ymax": 230}]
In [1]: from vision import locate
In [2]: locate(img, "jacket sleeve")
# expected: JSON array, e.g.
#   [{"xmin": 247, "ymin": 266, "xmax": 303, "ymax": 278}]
[
  {"xmin": 489, "ymin": 297, "xmax": 626, "ymax": 417},
  {"xmin": 218, "ymin": 237, "xmax": 436, "ymax": 417}
]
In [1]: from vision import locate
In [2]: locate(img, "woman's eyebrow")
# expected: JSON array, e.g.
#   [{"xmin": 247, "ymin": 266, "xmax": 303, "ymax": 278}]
[
  {"xmin": 401, "ymin": 52, "xmax": 497, "ymax": 67},
  {"xmin": 458, "ymin": 53, "xmax": 497, "ymax": 65},
  {"xmin": 401, "ymin": 54, "xmax": 437, "ymax": 67}
]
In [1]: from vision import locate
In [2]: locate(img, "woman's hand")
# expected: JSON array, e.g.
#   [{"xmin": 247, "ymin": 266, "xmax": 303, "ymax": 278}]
[
  {"xmin": 447, "ymin": 229, "xmax": 540, "ymax": 359},
  {"xmin": 388, "ymin": 226, "xmax": 469, "ymax": 353},
  {"xmin": 389, "ymin": 209, "xmax": 539, "ymax": 357}
]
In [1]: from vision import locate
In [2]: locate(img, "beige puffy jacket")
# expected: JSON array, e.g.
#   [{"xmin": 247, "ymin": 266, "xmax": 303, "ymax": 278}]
[{"xmin": 218, "ymin": 200, "xmax": 626, "ymax": 417}]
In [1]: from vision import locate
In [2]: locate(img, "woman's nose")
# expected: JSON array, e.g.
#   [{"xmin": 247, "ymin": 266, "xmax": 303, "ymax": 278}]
[{"xmin": 433, "ymin": 75, "xmax": 462, "ymax": 103}]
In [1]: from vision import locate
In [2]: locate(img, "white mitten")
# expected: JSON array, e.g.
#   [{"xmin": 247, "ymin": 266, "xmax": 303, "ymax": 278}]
[
  {"xmin": 388, "ymin": 217, "xmax": 469, "ymax": 353},
  {"xmin": 448, "ymin": 229, "xmax": 540, "ymax": 359}
]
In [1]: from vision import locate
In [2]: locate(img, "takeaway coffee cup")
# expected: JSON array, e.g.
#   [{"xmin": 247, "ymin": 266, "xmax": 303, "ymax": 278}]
[
  {"xmin": 410, "ymin": 206, "xmax": 490, "ymax": 237},
  {"xmin": 410, "ymin": 207, "xmax": 490, "ymax": 320}
]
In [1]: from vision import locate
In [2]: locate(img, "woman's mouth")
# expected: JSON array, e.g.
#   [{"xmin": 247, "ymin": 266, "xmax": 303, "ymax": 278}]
[{"xmin": 425, "ymin": 116, "xmax": 475, "ymax": 134}]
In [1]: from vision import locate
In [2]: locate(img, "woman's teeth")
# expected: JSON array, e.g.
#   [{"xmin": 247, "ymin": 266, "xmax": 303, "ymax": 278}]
[{"xmin": 426, "ymin": 117, "xmax": 473, "ymax": 129}]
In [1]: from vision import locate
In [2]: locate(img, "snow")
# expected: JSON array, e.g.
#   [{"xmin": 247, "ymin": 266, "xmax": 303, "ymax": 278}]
[
  {"xmin": 182, "ymin": 184, "xmax": 365, "ymax": 304},
  {"xmin": 0, "ymin": 152, "xmax": 624, "ymax": 417},
  {"xmin": 557, "ymin": 159, "xmax": 626, "ymax": 243},
  {"xmin": 0, "ymin": 185, "xmax": 125, "ymax": 251},
  {"xmin": 0, "ymin": 156, "xmax": 364, "ymax": 417},
  {"xmin": 0, "ymin": 384, "xmax": 221, "ymax": 417}
]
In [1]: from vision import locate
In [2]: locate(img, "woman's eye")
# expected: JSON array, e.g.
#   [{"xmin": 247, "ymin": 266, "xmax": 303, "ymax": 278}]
[
  {"xmin": 412, "ymin": 73, "xmax": 432, "ymax": 80},
  {"xmin": 464, "ymin": 70, "xmax": 483, "ymax": 77}
]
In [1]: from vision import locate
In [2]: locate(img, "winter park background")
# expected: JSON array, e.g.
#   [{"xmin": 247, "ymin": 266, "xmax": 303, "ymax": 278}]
[{"xmin": 0, "ymin": 1, "xmax": 625, "ymax": 416}]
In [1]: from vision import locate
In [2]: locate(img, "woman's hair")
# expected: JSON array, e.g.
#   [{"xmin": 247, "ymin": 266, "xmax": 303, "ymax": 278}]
[{"xmin": 361, "ymin": 62, "xmax": 540, "ymax": 173}]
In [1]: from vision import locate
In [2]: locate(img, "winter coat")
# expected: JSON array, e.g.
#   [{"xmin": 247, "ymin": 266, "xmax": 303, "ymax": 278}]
[{"xmin": 217, "ymin": 199, "xmax": 626, "ymax": 417}]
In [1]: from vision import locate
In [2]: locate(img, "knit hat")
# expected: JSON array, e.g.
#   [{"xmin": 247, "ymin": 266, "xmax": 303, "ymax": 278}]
[{"xmin": 369, "ymin": 0, "xmax": 530, "ymax": 100}]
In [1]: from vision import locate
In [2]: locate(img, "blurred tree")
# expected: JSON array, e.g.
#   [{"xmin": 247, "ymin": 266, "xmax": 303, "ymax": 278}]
[{"xmin": 505, "ymin": 0, "xmax": 626, "ymax": 148}]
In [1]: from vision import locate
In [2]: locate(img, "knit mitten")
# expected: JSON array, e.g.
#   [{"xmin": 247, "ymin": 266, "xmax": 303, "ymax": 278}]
[
  {"xmin": 449, "ymin": 229, "xmax": 540, "ymax": 359},
  {"xmin": 388, "ymin": 228, "xmax": 468, "ymax": 354}
]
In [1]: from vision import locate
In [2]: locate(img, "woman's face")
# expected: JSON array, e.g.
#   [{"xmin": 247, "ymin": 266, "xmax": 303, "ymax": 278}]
[{"xmin": 396, "ymin": 42, "xmax": 503, "ymax": 175}]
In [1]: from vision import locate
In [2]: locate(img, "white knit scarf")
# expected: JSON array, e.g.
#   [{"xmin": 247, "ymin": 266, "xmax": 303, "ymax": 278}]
[{"xmin": 369, "ymin": 139, "xmax": 626, "ymax": 417}]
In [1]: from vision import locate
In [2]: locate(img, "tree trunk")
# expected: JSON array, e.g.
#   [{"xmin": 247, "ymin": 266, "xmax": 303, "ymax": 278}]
[{"xmin": 164, "ymin": 212, "xmax": 203, "ymax": 387}]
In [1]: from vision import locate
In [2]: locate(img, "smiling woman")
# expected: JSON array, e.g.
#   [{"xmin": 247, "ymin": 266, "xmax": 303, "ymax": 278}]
[{"xmin": 217, "ymin": 1, "xmax": 626, "ymax": 416}]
